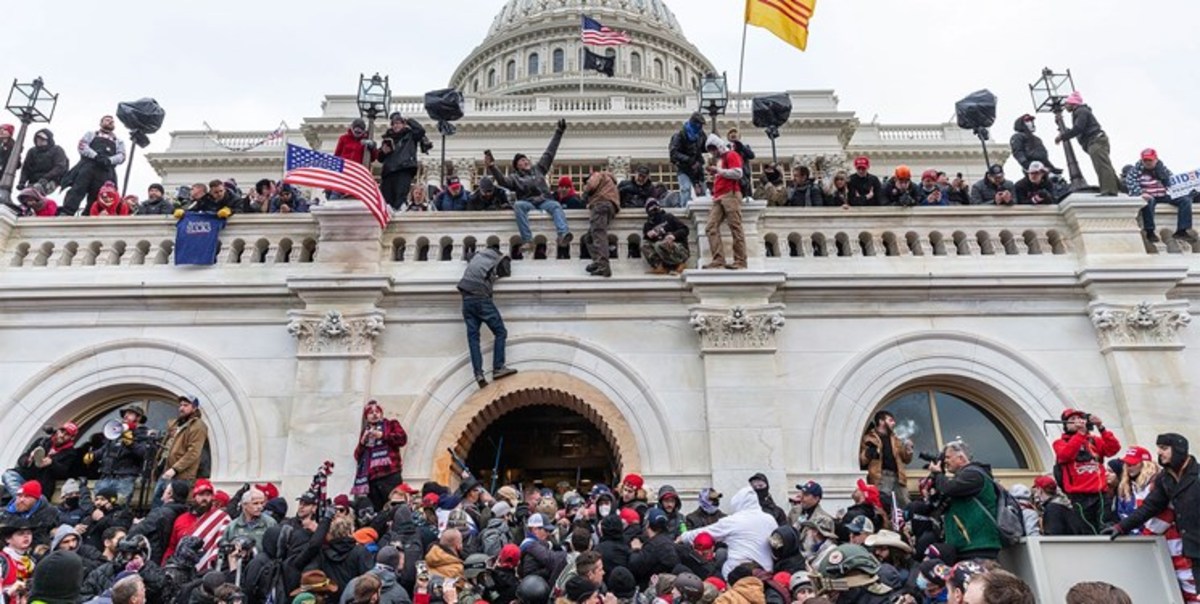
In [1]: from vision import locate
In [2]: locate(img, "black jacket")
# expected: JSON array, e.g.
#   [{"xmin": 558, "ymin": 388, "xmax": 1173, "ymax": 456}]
[
  {"xmin": 1119, "ymin": 457, "xmax": 1200, "ymax": 557},
  {"xmin": 674, "ymin": 543, "xmax": 720, "ymax": 579},
  {"xmin": 1009, "ymin": 118, "xmax": 1058, "ymax": 172},
  {"xmin": 1061, "ymin": 104, "xmax": 1104, "ymax": 149},
  {"xmin": 642, "ymin": 211, "xmax": 690, "ymax": 251},
  {"xmin": 81, "ymin": 504, "xmax": 135, "ymax": 550},
  {"xmin": 81, "ymin": 558, "xmax": 168, "ymax": 603},
  {"xmin": 486, "ymin": 129, "xmax": 564, "ymax": 201},
  {"xmin": 128, "ymin": 501, "xmax": 187, "ymax": 561},
  {"xmin": 518, "ymin": 537, "xmax": 567, "ymax": 583},
  {"xmin": 627, "ymin": 532, "xmax": 680, "ymax": 587},
  {"xmin": 1040, "ymin": 499, "xmax": 1076, "ymax": 536},
  {"xmin": 618, "ymin": 178, "xmax": 660, "ymax": 208},
  {"xmin": 95, "ymin": 434, "xmax": 151, "ymax": 478},
  {"xmin": 848, "ymin": 173, "xmax": 883, "ymax": 206},
  {"xmin": 883, "ymin": 179, "xmax": 920, "ymax": 207},
  {"xmin": 243, "ymin": 524, "xmax": 298, "ymax": 604},
  {"xmin": 786, "ymin": 179, "xmax": 827, "ymax": 207},
  {"xmin": 378, "ymin": 119, "xmax": 430, "ymax": 175},
  {"xmin": 595, "ymin": 515, "xmax": 631, "ymax": 578},
  {"xmin": 294, "ymin": 518, "xmax": 373, "ymax": 600},
  {"xmin": 1015, "ymin": 176, "xmax": 1059, "ymax": 205},
  {"xmin": 668, "ymin": 128, "xmax": 705, "ymax": 179},
  {"xmin": 467, "ymin": 189, "xmax": 509, "ymax": 211},
  {"xmin": 18, "ymin": 129, "xmax": 70, "ymax": 188}
]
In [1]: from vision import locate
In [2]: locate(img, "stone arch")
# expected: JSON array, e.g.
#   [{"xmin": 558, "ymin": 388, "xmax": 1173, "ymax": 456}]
[
  {"xmin": 811, "ymin": 331, "xmax": 1066, "ymax": 472},
  {"xmin": 0, "ymin": 339, "xmax": 260, "ymax": 479},
  {"xmin": 402, "ymin": 334, "xmax": 674, "ymax": 483}
]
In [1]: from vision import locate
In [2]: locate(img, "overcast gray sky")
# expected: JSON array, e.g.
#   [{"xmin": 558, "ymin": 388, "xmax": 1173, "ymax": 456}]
[{"xmin": 3, "ymin": 0, "xmax": 1197, "ymax": 195}]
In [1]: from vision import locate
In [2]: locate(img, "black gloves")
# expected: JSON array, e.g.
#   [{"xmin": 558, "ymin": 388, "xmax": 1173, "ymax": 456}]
[
  {"xmin": 556, "ymin": 118, "xmax": 568, "ymax": 133},
  {"xmin": 865, "ymin": 443, "xmax": 880, "ymax": 460}
]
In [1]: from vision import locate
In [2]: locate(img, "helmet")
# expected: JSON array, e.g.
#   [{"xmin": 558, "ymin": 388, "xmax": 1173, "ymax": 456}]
[
  {"xmin": 894, "ymin": 166, "xmax": 912, "ymax": 180},
  {"xmin": 517, "ymin": 575, "xmax": 552, "ymax": 604},
  {"xmin": 464, "ymin": 553, "xmax": 490, "ymax": 579},
  {"xmin": 811, "ymin": 544, "xmax": 881, "ymax": 594}
]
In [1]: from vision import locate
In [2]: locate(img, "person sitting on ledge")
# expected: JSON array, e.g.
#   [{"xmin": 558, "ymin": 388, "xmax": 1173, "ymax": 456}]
[
  {"xmin": 969, "ymin": 164, "xmax": 1017, "ymax": 205},
  {"xmin": 89, "ymin": 182, "xmax": 131, "ymax": 216},
  {"xmin": 1015, "ymin": 161, "xmax": 1059, "ymax": 205},
  {"xmin": 916, "ymin": 170, "xmax": 949, "ymax": 206},
  {"xmin": 1125, "ymin": 148, "xmax": 1197, "ymax": 244},
  {"xmin": 483, "ymin": 119, "xmax": 574, "ymax": 257},
  {"xmin": 641, "ymin": 200, "xmax": 690, "ymax": 275},
  {"xmin": 436, "ymin": 176, "xmax": 471, "ymax": 212},
  {"xmin": 556, "ymin": 176, "xmax": 584, "ymax": 210}
]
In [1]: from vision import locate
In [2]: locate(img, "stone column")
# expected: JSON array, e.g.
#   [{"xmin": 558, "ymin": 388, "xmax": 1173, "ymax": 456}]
[
  {"xmin": 1065, "ymin": 195, "xmax": 1193, "ymax": 445},
  {"xmin": 280, "ymin": 200, "xmax": 391, "ymax": 497},
  {"xmin": 686, "ymin": 198, "xmax": 768, "ymax": 269},
  {"xmin": 686, "ymin": 271, "xmax": 789, "ymax": 504}
]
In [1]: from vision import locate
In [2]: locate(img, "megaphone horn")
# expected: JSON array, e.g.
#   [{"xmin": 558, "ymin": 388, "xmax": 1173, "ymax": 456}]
[{"xmin": 103, "ymin": 420, "xmax": 125, "ymax": 441}]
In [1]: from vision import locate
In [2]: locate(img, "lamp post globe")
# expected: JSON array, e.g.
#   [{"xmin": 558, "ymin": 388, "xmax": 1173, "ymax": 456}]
[
  {"xmin": 1029, "ymin": 67, "xmax": 1088, "ymax": 191},
  {"xmin": 699, "ymin": 72, "xmax": 729, "ymax": 136},
  {"xmin": 356, "ymin": 73, "xmax": 390, "ymax": 167}
]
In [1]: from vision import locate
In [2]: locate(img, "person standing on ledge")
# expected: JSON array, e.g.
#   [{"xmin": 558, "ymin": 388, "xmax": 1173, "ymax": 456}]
[
  {"xmin": 582, "ymin": 169, "xmax": 620, "ymax": 278},
  {"xmin": 353, "ymin": 400, "xmax": 409, "ymax": 512},
  {"xmin": 457, "ymin": 246, "xmax": 518, "ymax": 389},
  {"xmin": 702, "ymin": 134, "xmax": 746, "ymax": 270},
  {"xmin": 1056, "ymin": 91, "xmax": 1119, "ymax": 196}
]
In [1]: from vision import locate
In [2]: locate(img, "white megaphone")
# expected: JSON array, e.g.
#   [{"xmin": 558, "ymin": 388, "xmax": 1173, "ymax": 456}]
[{"xmin": 103, "ymin": 420, "xmax": 126, "ymax": 441}]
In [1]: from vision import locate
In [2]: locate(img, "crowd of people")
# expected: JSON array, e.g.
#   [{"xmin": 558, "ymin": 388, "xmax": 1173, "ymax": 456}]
[{"xmin": 0, "ymin": 393, "xmax": 1191, "ymax": 604}]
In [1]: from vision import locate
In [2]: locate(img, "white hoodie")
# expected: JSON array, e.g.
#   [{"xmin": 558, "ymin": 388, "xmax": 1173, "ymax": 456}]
[{"xmin": 681, "ymin": 486, "xmax": 776, "ymax": 577}]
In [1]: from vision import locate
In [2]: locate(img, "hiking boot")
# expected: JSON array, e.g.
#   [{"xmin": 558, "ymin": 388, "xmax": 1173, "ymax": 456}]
[
  {"xmin": 702, "ymin": 260, "xmax": 726, "ymax": 269},
  {"xmin": 493, "ymin": 367, "xmax": 518, "ymax": 380},
  {"xmin": 586, "ymin": 262, "xmax": 600, "ymax": 274},
  {"xmin": 29, "ymin": 446, "xmax": 46, "ymax": 469},
  {"xmin": 475, "ymin": 374, "xmax": 488, "ymax": 389},
  {"xmin": 1175, "ymin": 230, "xmax": 1198, "ymax": 244},
  {"xmin": 725, "ymin": 262, "xmax": 747, "ymax": 270},
  {"xmin": 591, "ymin": 265, "xmax": 612, "ymax": 278},
  {"xmin": 1144, "ymin": 230, "xmax": 1161, "ymax": 243},
  {"xmin": 518, "ymin": 242, "xmax": 534, "ymax": 258},
  {"xmin": 556, "ymin": 232, "xmax": 574, "ymax": 248},
  {"xmin": 646, "ymin": 266, "xmax": 669, "ymax": 275}
]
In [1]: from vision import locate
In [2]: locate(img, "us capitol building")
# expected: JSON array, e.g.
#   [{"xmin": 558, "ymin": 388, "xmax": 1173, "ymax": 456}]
[{"xmin": 1, "ymin": 3, "xmax": 1197, "ymax": 586}]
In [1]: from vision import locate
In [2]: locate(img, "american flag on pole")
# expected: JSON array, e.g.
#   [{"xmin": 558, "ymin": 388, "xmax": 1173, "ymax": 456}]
[
  {"xmin": 190, "ymin": 508, "xmax": 232, "ymax": 572},
  {"xmin": 581, "ymin": 15, "xmax": 631, "ymax": 46},
  {"xmin": 891, "ymin": 491, "xmax": 905, "ymax": 532},
  {"xmin": 283, "ymin": 144, "xmax": 389, "ymax": 228}
]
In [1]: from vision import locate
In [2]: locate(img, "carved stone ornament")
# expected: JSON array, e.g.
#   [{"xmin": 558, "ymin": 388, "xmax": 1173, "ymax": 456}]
[
  {"xmin": 607, "ymin": 155, "xmax": 632, "ymax": 181},
  {"xmin": 689, "ymin": 305, "xmax": 786, "ymax": 351},
  {"xmin": 1090, "ymin": 301, "xmax": 1191, "ymax": 350},
  {"xmin": 288, "ymin": 309, "xmax": 386, "ymax": 357}
]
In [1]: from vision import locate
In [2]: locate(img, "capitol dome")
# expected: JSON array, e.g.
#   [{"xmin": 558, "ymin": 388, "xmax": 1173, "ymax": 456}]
[{"xmin": 450, "ymin": 0, "xmax": 716, "ymax": 96}]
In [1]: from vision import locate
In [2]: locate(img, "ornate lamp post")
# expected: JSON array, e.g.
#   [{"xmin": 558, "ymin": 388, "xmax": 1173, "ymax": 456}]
[
  {"xmin": 356, "ymin": 73, "xmax": 390, "ymax": 167},
  {"xmin": 0, "ymin": 77, "xmax": 58, "ymax": 206},
  {"xmin": 699, "ymin": 72, "xmax": 729, "ymax": 136},
  {"xmin": 1030, "ymin": 68, "xmax": 1089, "ymax": 191}
]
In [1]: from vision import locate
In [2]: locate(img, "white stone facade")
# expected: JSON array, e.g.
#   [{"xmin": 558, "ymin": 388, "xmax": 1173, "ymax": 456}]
[{"xmin": 1, "ymin": 195, "xmax": 1197, "ymax": 510}]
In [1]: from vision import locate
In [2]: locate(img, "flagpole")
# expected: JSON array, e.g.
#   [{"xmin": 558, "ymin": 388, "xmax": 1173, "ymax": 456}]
[
  {"xmin": 735, "ymin": 20, "xmax": 749, "ymax": 128},
  {"xmin": 579, "ymin": 13, "xmax": 585, "ymax": 95}
]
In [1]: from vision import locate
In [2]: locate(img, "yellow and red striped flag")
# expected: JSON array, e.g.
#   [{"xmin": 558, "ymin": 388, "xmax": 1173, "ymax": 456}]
[{"xmin": 745, "ymin": 0, "xmax": 818, "ymax": 51}]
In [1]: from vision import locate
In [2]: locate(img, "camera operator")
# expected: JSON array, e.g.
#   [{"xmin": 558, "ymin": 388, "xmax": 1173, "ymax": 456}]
[
  {"xmin": 928, "ymin": 440, "xmax": 1002, "ymax": 560},
  {"xmin": 859, "ymin": 411, "xmax": 914, "ymax": 507},
  {"xmin": 1052, "ymin": 408, "xmax": 1121, "ymax": 535}
]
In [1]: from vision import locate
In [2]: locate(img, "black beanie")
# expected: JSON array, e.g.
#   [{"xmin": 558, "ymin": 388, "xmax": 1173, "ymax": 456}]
[
  {"xmin": 606, "ymin": 567, "xmax": 638, "ymax": 599},
  {"xmin": 565, "ymin": 575, "xmax": 598, "ymax": 603},
  {"xmin": 1157, "ymin": 433, "xmax": 1190, "ymax": 469},
  {"xmin": 29, "ymin": 550, "xmax": 83, "ymax": 603},
  {"xmin": 170, "ymin": 480, "xmax": 191, "ymax": 504},
  {"xmin": 512, "ymin": 153, "xmax": 529, "ymax": 169}
]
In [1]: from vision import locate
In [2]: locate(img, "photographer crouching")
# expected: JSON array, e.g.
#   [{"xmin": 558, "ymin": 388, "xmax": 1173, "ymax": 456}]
[
  {"xmin": 1053, "ymin": 408, "xmax": 1121, "ymax": 534},
  {"xmin": 927, "ymin": 440, "xmax": 1003, "ymax": 560}
]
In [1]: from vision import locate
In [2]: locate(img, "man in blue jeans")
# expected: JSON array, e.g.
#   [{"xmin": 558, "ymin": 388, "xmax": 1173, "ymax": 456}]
[
  {"xmin": 484, "ymin": 119, "xmax": 574, "ymax": 257},
  {"xmin": 458, "ymin": 247, "xmax": 518, "ymax": 388},
  {"xmin": 1126, "ymin": 148, "xmax": 1198, "ymax": 244},
  {"xmin": 669, "ymin": 112, "xmax": 708, "ymax": 207}
]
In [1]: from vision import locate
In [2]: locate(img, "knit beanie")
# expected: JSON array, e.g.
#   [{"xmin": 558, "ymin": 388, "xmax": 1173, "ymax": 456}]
[
  {"xmin": 29, "ymin": 550, "xmax": 84, "ymax": 603},
  {"xmin": 607, "ymin": 567, "xmax": 637, "ymax": 599}
]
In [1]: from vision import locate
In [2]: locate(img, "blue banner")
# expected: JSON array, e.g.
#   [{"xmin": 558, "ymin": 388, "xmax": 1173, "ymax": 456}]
[{"xmin": 174, "ymin": 213, "xmax": 225, "ymax": 265}]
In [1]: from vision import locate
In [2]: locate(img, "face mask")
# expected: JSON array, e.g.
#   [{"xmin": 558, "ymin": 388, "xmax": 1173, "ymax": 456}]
[
  {"xmin": 916, "ymin": 575, "xmax": 929, "ymax": 590},
  {"xmin": 1025, "ymin": 120, "xmax": 1036, "ymax": 134},
  {"xmin": 599, "ymin": 504, "xmax": 612, "ymax": 517}
]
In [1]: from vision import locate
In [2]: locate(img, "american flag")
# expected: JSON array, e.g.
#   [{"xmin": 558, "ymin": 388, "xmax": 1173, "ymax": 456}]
[
  {"xmin": 581, "ymin": 15, "xmax": 631, "ymax": 46},
  {"xmin": 283, "ymin": 144, "xmax": 389, "ymax": 227},
  {"xmin": 190, "ymin": 508, "xmax": 232, "ymax": 572}
]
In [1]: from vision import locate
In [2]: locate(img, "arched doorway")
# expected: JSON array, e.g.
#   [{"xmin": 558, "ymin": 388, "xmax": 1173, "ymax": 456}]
[{"xmin": 462, "ymin": 405, "xmax": 617, "ymax": 492}]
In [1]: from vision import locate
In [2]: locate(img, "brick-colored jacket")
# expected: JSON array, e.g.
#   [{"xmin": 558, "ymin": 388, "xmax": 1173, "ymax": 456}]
[
  {"xmin": 858, "ymin": 430, "xmax": 913, "ymax": 486},
  {"xmin": 163, "ymin": 411, "xmax": 208, "ymax": 480}
]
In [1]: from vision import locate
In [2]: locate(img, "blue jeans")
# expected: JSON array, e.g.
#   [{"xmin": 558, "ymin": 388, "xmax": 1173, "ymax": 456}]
[
  {"xmin": 1141, "ymin": 195, "xmax": 1194, "ymax": 234},
  {"xmin": 513, "ymin": 199, "xmax": 569, "ymax": 242},
  {"xmin": 95, "ymin": 476, "xmax": 138, "ymax": 505},
  {"xmin": 1, "ymin": 470, "xmax": 25, "ymax": 499},
  {"xmin": 677, "ymin": 172, "xmax": 706, "ymax": 207},
  {"xmin": 462, "ymin": 297, "xmax": 507, "ymax": 377},
  {"xmin": 150, "ymin": 477, "xmax": 170, "ymax": 508}
]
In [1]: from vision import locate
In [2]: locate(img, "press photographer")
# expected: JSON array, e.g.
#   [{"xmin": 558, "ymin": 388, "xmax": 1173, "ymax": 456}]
[
  {"xmin": 1052, "ymin": 408, "xmax": 1121, "ymax": 534},
  {"xmin": 928, "ymin": 440, "xmax": 1002, "ymax": 560}
]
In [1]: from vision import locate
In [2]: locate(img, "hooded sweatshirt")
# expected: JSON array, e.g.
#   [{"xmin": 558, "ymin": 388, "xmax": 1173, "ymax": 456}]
[
  {"xmin": 1009, "ymin": 117, "xmax": 1057, "ymax": 172},
  {"xmin": 16, "ymin": 186, "xmax": 58, "ymax": 217},
  {"xmin": 19, "ymin": 128, "xmax": 70, "ymax": 188},
  {"xmin": 681, "ymin": 487, "xmax": 776, "ymax": 577},
  {"xmin": 748, "ymin": 474, "xmax": 788, "ymax": 527}
]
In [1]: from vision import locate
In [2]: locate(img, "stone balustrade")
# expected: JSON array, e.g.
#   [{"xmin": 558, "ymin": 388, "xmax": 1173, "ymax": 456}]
[{"xmin": 1, "ymin": 196, "xmax": 1190, "ymax": 273}]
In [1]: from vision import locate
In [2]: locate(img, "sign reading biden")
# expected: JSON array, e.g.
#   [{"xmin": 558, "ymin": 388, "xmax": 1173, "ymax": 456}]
[{"xmin": 1169, "ymin": 168, "xmax": 1200, "ymax": 199}]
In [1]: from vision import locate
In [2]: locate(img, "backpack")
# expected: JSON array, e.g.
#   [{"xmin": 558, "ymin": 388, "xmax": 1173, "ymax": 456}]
[{"xmin": 971, "ymin": 471, "xmax": 1026, "ymax": 547}]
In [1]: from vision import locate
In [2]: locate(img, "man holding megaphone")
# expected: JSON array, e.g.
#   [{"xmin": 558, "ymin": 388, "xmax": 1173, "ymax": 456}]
[{"xmin": 87, "ymin": 407, "xmax": 153, "ymax": 506}]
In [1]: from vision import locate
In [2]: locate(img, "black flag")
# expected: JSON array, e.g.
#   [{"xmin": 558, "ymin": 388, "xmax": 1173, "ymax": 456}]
[{"xmin": 582, "ymin": 49, "xmax": 616, "ymax": 77}]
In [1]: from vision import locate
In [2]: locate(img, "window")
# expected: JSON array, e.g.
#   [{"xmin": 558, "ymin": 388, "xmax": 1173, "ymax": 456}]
[
  {"xmin": 528, "ymin": 53, "xmax": 540, "ymax": 76},
  {"xmin": 631, "ymin": 52, "xmax": 642, "ymax": 76},
  {"xmin": 673, "ymin": 67, "xmax": 683, "ymax": 86},
  {"xmin": 553, "ymin": 48, "xmax": 565, "ymax": 73},
  {"xmin": 875, "ymin": 388, "xmax": 1030, "ymax": 470},
  {"xmin": 472, "ymin": 78, "xmax": 479, "ymax": 93},
  {"xmin": 506, "ymin": 60, "xmax": 517, "ymax": 82},
  {"xmin": 653, "ymin": 58, "xmax": 664, "ymax": 80},
  {"xmin": 488, "ymin": 69, "xmax": 496, "ymax": 88}
]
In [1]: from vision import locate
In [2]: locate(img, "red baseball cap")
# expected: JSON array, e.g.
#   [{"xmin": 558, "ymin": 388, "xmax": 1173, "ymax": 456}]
[
  {"xmin": 1122, "ymin": 446, "xmax": 1152, "ymax": 466},
  {"xmin": 1060, "ymin": 408, "xmax": 1087, "ymax": 422},
  {"xmin": 255, "ymin": 483, "xmax": 279, "ymax": 500},
  {"xmin": 1032, "ymin": 475, "xmax": 1057, "ymax": 492},
  {"xmin": 853, "ymin": 156, "xmax": 870, "ymax": 170},
  {"xmin": 921, "ymin": 169, "xmax": 939, "ymax": 182},
  {"xmin": 334, "ymin": 494, "xmax": 351, "ymax": 508},
  {"xmin": 193, "ymin": 479, "xmax": 215, "ymax": 494},
  {"xmin": 693, "ymin": 531, "xmax": 716, "ymax": 551},
  {"xmin": 422, "ymin": 493, "xmax": 440, "ymax": 508},
  {"xmin": 1141, "ymin": 148, "xmax": 1158, "ymax": 161},
  {"xmin": 497, "ymin": 543, "xmax": 521, "ymax": 568},
  {"xmin": 619, "ymin": 508, "xmax": 640, "ymax": 526},
  {"xmin": 392, "ymin": 483, "xmax": 419, "ymax": 496},
  {"xmin": 60, "ymin": 422, "xmax": 79, "ymax": 437},
  {"xmin": 215, "ymin": 490, "xmax": 231, "ymax": 507},
  {"xmin": 18, "ymin": 480, "xmax": 41, "ymax": 499},
  {"xmin": 621, "ymin": 474, "xmax": 644, "ymax": 489},
  {"xmin": 704, "ymin": 578, "xmax": 727, "ymax": 592}
]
